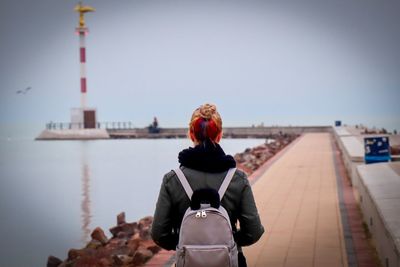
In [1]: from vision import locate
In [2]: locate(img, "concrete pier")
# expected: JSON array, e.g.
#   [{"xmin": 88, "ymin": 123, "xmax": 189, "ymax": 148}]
[
  {"xmin": 244, "ymin": 133, "xmax": 350, "ymax": 267},
  {"xmin": 242, "ymin": 131, "xmax": 399, "ymax": 267},
  {"xmin": 36, "ymin": 126, "xmax": 332, "ymax": 140},
  {"xmin": 35, "ymin": 129, "xmax": 109, "ymax": 140},
  {"xmin": 147, "ymin": 131, "xmax": 397, "ymax": 267},
  {"xmin": 108, "ymin": 126, "xmax": 332, "ymax": 139}
]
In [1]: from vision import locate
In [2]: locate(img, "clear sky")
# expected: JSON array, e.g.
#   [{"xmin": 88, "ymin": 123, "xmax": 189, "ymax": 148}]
[{"xmin": 0, "ymin": 0, "xmax": 399, "ymax": 130}]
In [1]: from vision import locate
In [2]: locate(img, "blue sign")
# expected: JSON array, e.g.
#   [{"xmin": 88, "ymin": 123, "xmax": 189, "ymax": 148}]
[
  {"xmin": 364, "ymin": 136, "xmax": 391, "ymax": 164},
  {"xmin": 335, "ymin": 121, "xmax": 342, "ymax": 127}
]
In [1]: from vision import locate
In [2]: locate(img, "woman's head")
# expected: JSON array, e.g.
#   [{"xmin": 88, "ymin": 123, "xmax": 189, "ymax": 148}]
[{"xmin": 189, "ymin": 103, "xmax": 222, "ymax": 144}]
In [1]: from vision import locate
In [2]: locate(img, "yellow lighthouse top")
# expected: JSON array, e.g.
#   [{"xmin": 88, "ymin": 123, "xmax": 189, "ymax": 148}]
[{"xmin": 74, "ymin": 2, "xmax": 95, "ymax": 28}]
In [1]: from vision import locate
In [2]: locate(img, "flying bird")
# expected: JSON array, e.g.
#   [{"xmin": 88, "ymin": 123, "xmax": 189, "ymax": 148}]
[{"xmin": 16, "ymin": 86, "xmax": 32, "ymax": 95}]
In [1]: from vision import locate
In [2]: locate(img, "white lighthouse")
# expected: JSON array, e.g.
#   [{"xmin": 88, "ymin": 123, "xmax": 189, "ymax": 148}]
[{"xmin": 71, "ymin": 2, "xmax": 97, "ymax": 129}]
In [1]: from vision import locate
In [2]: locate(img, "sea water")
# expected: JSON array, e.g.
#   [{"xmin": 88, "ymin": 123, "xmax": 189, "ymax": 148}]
[{"xmin": 0, "ymin": 137, "xmax": 264, "ymax": 267}]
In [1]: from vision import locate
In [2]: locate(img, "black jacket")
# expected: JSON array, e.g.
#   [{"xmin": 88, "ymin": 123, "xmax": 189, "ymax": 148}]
[{"xmin": 151, "ymin": 141, "xmax": 264, "ymax": 250}]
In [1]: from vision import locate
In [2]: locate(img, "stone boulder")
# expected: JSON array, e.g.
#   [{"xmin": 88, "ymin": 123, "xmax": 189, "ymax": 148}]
[{"xmin": 49, "ymin": 214, "xmax": 161, "ymax": 267}]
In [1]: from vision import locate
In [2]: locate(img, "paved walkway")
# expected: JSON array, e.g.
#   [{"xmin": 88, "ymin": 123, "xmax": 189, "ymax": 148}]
[{"xmin": 244, "ymin": 133, "xmax": 348, "ymax": 267}]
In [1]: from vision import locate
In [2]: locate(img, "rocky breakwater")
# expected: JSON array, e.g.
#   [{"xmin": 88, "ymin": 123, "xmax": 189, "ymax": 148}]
[
  {"xmin": 47, "ymin": 213, "xmax": 160, "ymax": 267},
  {"xmin": 234, "ymin": 134, "xmax": 299, "ymax": 175}
]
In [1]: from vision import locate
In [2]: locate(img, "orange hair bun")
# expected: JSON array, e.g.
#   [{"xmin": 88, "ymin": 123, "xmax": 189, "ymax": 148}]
[{"xmin": 189, "ymin": 103, "xmax": 222, "ymax": 143}]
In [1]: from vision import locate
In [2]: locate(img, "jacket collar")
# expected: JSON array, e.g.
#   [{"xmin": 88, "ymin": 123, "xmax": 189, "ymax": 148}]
[{"xmin": 178, "ymin": 139, "xmax": 236, "ymax": 173}]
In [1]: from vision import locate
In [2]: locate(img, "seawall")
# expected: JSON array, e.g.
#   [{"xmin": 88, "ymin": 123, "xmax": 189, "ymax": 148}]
[
  {"xmin": 36, "ymin": 129, "xmax": 110, "ymax": 140},
  {"xmin": 37, "ymin": 126, "xmax": 332, "ymax": 140},
  {"xmin": 333, "ymin": 126, "xmax": 400, "ymax": 267}
]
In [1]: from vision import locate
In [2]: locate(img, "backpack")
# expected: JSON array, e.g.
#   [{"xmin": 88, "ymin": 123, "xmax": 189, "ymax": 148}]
[{"xmin": 174, "ymin": 167, "xmax": 239, "ymax": 267}]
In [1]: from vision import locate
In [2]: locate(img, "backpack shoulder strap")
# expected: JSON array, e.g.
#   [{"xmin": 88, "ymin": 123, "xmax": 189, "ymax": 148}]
[
  {"xmin": 174, "ymin": 167, "xmax": 193, "ymax": 200},
  {"xmin": 218, "ymin": 168, "xmax": 237, "ymax": 201}
]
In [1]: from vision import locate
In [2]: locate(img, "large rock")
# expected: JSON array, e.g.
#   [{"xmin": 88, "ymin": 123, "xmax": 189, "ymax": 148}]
[
  {"xmin": 47, "ymin": 255, "xmax": 62, "ymax": 267},
  {"xmin": 113, "ymin": 254, "xmax": 133, "ymax": 265},
  {"xmin": 68, "ymin": 248, "xmax": 87, "ymax": 260},
  {"xmin": 98, "ymin": 258, "xmax": 113, "ymax": 267},
  {"xmin": 109, "ymin": 225, "xmax": 122, "ymax": 237},
  {"xmin": 138, "ymin": 216, "xmax": 153, "ymax": 229},
  {"xmin": 91, "ymin": 227, "xmax": 108, "ymax": 245},
  {"xmin": 139, "ymin": 225, "xmax": 151, "ymax": 240},
  {"xmin": 127, "ymin": 233, "xmax": 141, "ymax": 252},
  {"xmin": 86, "ymin": 239, "xmax": 103, "ymax": 249},
  {"xmin": 107, "ymin": 238, "xmax": 126, "ymax": 248},
  {"xmin": 73, "ymin": 255, "xmax": 105, "ymax": 267},
  {"xmin": 109, "ymin": 222, "xmax": 138, "ymax": 238},
  {"xmin": 139, "ymin": 239, "xmax": 161, "ymax": 254},
  {"xmin": 132, "ymin": 248, "xmax": 153, "ymax": 265},
  {"xmin": 122, "ymin": 222, "xmax": 138, "ymax": 235},
  {"xmin": 117, "ymin": 212, "xmax": 126, "ymax": 225}
]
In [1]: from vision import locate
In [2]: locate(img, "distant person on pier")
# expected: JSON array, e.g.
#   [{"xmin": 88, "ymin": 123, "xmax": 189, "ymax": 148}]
[
  {"xmin": 151, "ymin": 103, "xmax": 264, "ymax": 267},
  {"xmin": 148, "ymin": 116, "xmax": 160, "ymax": 133},
  {"xmin": 153, "ymin": 117, "xmax": 158, "ymax": 128}
]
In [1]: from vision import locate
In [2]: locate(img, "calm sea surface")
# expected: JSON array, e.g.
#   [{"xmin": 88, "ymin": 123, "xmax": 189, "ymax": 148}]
[{"xmin": 0, "ymin": 137, "xmax": 264, "ymax": 267}]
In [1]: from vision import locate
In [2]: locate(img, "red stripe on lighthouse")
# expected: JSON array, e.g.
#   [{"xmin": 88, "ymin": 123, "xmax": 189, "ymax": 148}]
[
  {"xmin": 81, "ymin": 78, "xmax": 87, "ymax": 93},
  {"xmin": 80, "ymin": 47, "xmax": 86, "ymax": 63}
]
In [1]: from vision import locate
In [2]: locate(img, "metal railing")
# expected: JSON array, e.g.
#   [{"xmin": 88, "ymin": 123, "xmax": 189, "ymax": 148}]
[{"xmin": 45, "ymin": 121, "xmax": 137, "ymax": 130}]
